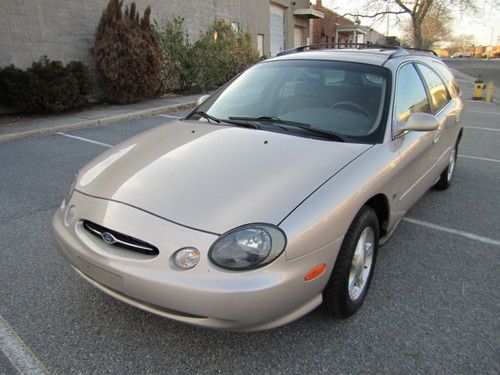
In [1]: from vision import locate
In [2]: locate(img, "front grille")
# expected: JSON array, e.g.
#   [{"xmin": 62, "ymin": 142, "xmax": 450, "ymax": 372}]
[{"xmin": 83, "ymin": 220, "xmax": 159, "ymax": 256}]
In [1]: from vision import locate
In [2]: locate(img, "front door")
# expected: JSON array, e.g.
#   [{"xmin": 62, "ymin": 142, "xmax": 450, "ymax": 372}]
[
  {"xmin": 294, "ymin": 26, "xmax": 303, "ymax": 48},
  {"xmin": 392, "ymin": 62, "xmax": 435, "ymax": 214}
]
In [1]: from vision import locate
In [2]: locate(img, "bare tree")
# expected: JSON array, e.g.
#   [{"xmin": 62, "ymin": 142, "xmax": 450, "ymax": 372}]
[
  {"xmin": 338, "ymin": 0, "xmax": 478, "ymax": 48},
  {"xmin": 401, "ymin": 2, "xmax": 452, "ymax": 48},
  {"xmin": 447, "ymin": 34, "xmax": 476, "ymax": 54}
]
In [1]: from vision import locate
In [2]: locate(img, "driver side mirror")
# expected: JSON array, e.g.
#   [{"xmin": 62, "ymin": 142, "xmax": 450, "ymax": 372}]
[
  {"xmin": 395, "ymin": 112, "xmax": 439, "ymax": 137},
  {"xmin": 196, "ymin": 94, "xmax": 210, "ymax": 106}
]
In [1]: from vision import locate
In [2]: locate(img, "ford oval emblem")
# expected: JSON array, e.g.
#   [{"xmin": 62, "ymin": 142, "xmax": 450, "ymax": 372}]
[{"xmin": 101, "ymin": 232, "xmax": 116, "ymax": 245}]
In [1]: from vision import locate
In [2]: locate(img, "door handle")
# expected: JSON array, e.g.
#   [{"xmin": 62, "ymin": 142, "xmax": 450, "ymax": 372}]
[{"xmin": 433, "ymin": 130, "xmax": 441, "ymax": 144}]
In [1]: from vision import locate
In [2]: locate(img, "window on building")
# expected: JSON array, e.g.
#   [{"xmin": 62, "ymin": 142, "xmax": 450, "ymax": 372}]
[
  {"xmin": 257, "ymin": 34, "xmax": 264, "ymax": 57},
  {"xmin": 394, "ymin": 64, "xmax": 431, "ymax": 122},
  {"xmin": 416, "ymin": 63, "xmax": 451, "ymax": 113}
]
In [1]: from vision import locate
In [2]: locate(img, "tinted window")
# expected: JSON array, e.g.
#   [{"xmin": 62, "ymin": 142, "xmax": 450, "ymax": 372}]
[
  {"xmin": 417, "ymin": 63, "xmax": 451, "ymax": 113},
  {"xmin": 394, "ymin": 64, "xmax": 431, "ymax": 123}
]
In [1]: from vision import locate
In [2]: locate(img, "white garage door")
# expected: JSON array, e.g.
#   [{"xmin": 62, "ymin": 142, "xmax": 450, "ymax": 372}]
[{"xmin": 270, "ymin": 4, "xmax": 285, "ymax": 56}]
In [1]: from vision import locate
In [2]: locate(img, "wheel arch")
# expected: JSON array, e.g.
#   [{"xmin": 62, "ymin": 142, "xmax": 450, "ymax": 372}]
[
  {"xmin": 457, "ymin": 128, "xmax": 463, "ymax": 145},
  {"xmin": 363, "ymin": 194, "xmax": 390, "ymax": 238}
]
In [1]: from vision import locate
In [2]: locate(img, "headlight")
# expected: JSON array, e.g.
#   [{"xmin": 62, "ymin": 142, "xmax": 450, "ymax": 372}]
[
  {"xmin": 63, "ymin": 174, "xmax": 78, "ymax": 207},
  {"xmin": 209, "ymin": 224, "xmax": 286, "ymax": 270}
]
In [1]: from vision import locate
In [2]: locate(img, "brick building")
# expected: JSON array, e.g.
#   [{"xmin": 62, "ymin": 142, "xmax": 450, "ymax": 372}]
[
  {"xmin": 312, "ymin": 0, "xmax": 386, "ymax": 46},
  {"xmin": 312, "ymin": 0, "xmax": 354, "ymax": 45},
  {"xmin": 0, "ymin": 0, "xmax": 323, "ymax": 68}
]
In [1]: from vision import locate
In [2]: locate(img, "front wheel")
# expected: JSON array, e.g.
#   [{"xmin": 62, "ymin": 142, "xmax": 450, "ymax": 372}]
[
  {"xmin": 434, "ymin": 144, "xmax": 457, "ymax": 190},
  {"xmin": 323, "ymin": 206, "xmax": 379, "ymax": 319}
]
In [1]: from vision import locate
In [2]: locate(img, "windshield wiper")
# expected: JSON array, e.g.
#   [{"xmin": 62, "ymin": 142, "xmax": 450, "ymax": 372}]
[
  {"xmin": 228, "ymin": 116, "xmax": 347, "ymax": 142},
  {"xmin": 189, "ymin": 111, "xmax": 260, "ymax": 129},
  {"xmin": 190, "ymin": 111, "xmax": 221, "ymax": 124}
]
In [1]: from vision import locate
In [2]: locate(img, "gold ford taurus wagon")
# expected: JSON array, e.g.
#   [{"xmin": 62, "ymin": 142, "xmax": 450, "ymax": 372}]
[{"xmin": 53, "ymin": 45, "xmax": 463, "ymax": 331}]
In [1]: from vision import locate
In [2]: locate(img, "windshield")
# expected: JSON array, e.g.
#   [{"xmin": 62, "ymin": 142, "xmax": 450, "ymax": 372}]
[{"xmin": 187, "ymin": 60, "xmax": 391, "ymax": 143}]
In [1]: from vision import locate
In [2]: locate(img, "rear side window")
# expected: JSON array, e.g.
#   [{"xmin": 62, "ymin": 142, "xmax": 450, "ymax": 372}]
[
  {"xmin": 394, "ymin": 64, "xmax": 431, "ymax": 122},
  {"xmin": 324, "ymin": 69, "xmax": 345, "ymax": 84},
  {"xmin": 417, "ymin": 63, "xmax": 451, "ymax": 113},
  {"xmin": 431, "ymin": 62, "xmax": 461, "ymax": 96}
]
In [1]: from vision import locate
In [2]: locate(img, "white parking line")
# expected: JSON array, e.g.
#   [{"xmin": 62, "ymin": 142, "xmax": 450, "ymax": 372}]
[
  {"xmin": 458, "ymin": 154, "xmax": 500, "ymax": 163},
  {"xmin": 404, "ymin": 217, "xmax": 500, "ymax": 247},
  {"xmin": 464, "ymin": 126, "xmax": 500, "ymax": 132},
  {"xmin": 0, "ymin": 314, "xmax": 49, "ymax": 374},
  {"xmin": 158, "ymin": 114, "xmax": 181, "ymax": 119},
  {"xmin": 57, "ymin": 132, "xmax": 112, "ymax": 148},
  {"xmin": 466, "ymin": 110, "xmax": 500, "ymax": 116}
]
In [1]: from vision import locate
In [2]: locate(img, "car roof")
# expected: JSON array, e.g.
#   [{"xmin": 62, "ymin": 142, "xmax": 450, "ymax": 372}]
[{"xmin": 268, "ymin": 47, "xmax": 440, "ymax": 67}]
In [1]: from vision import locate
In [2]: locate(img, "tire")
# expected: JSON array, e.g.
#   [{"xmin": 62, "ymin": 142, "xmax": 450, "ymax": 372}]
[
  {"xmin": 323, "ymin": 206, "xmax": 379, "ymax": 319},
  {"xmin": 434, "ymin": 143, "xmax": 457, "ymax": 190}
]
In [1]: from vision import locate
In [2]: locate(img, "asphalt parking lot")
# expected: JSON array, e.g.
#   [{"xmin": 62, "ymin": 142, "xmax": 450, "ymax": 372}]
[
  {"xmin": 444, "ymin": 58, "xmax": 500, "ymax": 84},
  {"xmin": 1, "ymin": 74, "xmax": 499, "ymax": 373}
]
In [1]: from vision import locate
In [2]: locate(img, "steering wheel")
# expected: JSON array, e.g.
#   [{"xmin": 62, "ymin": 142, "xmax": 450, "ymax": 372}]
[
  {"xmin": 296, "ymin": 94, "xmax": 330, "ymax": 107},
  {"xmin": 331, "ymin": 101, "xmax": 371, "ymax": 119}
]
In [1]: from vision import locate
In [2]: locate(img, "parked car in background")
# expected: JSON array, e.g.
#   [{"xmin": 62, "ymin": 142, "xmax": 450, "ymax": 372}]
[
  {"xmin": 451, "ymin": 51, "xmax": 472, "ymax": 58},
  {"xmin": 53, "ymin": 46, "xmax": 463, "ymax": 331}
]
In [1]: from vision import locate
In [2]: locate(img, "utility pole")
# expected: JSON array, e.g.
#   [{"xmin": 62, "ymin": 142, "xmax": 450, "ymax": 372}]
[
  {"xmin": 386, "ymin": 0, "xmax": 390, "ymax": 37},
  {"xmin": 483, "ymin": 24, "xmax": 494, "ymax": 59}
]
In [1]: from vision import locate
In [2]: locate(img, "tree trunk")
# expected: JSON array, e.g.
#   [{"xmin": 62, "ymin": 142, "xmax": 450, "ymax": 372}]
[{"xmin": 412, "ymin": 16, "xmax": 424, "ymax": 48}]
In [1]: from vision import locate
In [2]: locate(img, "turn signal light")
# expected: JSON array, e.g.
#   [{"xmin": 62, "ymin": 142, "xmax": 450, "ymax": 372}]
[{"xmin": 304, "ymin": 263, "xmax": 327, "ymax": 282}]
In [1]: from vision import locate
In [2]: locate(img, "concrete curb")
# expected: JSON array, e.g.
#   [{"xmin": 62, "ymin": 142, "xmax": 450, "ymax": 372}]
[{"xmin": 0, "ymin": 100, "xmax": 197, "ymax": 143}]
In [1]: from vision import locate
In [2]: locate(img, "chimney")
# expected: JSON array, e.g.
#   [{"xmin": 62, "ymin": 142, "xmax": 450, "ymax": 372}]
[{"xmin": 317, "ymin": 0, "xmax": 322, "ymax": 6}]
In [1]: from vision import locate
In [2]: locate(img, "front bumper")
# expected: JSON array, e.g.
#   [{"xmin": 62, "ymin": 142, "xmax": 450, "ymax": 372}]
[{"xmin": 53, "ymin": 191, "xmax": 339, "ymax": 331}]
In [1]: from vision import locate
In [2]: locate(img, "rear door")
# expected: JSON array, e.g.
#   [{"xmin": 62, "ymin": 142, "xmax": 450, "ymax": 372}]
[{"xmin": 415, "ymin": 63, "xmax": 454, "ymax": 173}]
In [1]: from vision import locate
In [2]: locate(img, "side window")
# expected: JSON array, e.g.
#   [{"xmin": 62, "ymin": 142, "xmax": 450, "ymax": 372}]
[
  {"xmin": 417, "ymin": 63, "xmax": 451, "ymax": 113},
  {"xmin": 323, "ymin": 69, "xmax": 345, "ymax": 85},
  {"xmin": 431, "ymin": 62, "xmax": 461, "ymax": 96},
  {"xmin": 394, "ymin": 64, "xmax": 431, "ymax": 123}
]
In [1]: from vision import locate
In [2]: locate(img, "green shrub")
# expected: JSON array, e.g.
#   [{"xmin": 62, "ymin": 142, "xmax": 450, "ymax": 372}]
[
  {"xmin": 153, "ymin": 17, "xmax": 194, "ymax": 92},
  {"xmin": 0, "ymin": 56, "xmax": 92, "ymax": 113},
  {"xmin": 93, "ymin": 0, "xmax": 163, "ymax": 103},
  {"xmin": 155, "ymin": 18, "xmax": 260, "ymax": 93}
]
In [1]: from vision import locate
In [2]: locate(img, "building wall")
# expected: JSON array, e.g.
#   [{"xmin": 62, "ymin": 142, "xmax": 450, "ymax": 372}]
[
  {"xmin": 364, "ymin": 27, "xmax": 387, "ymax": 45},
  {"xmin": 312, "ymin": 0, "xmax": 353, "ymax": 45},
  {"xmin": 312, "ymin": 0, "xmax": 386, "ymax": 46},
  {"xmin": 0, "ymin": 0, "xmax": 311, "ymax": 68}
]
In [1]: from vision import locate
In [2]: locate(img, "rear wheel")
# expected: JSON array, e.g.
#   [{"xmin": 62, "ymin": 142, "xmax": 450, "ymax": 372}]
[
  {"xmin": 434, "ymin": 144, "xmax": 457, "ymax": 190},
  {"xmin": 323, "ymin": 206, "xmax": 379, "ymax": 318}
]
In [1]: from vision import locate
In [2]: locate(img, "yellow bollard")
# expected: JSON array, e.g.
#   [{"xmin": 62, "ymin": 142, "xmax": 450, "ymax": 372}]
[
  {"xmin": 473, "ymin": 80, "xmax": 486, "ymax": 100},
  {"xmin": 485, "ymin": 81, "xmax": 494, "ymax": 102}
]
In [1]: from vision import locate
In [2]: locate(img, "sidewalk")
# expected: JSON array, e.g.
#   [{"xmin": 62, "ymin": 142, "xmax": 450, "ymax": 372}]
[
  {"xmin": 450, "ymin": 68, "xmax": 498, "ymax": 104},
  {"xmin": 0, "ymin": 93, "xmax": 202, "ymax": 142}
]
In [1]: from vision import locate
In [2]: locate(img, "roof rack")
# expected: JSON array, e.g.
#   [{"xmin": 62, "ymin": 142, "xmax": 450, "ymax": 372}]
[
  {"xmin": 276, "ymin": 43, "xmax": 438, "ymax": 58},
  {"xmin": 387, "ymin": 46, "xmax": 438, "ymax": 58}
]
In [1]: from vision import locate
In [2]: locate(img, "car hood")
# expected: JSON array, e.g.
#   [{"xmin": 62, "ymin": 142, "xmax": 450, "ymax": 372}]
[{"xmin": 76, "ymin": 121, "xmax": 371, "ymax": 234}]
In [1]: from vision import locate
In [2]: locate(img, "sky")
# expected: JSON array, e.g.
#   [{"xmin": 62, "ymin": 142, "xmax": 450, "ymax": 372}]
[{"xmin": 313, "ymin": 0, "xmax": 500, "ymax": 46}]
